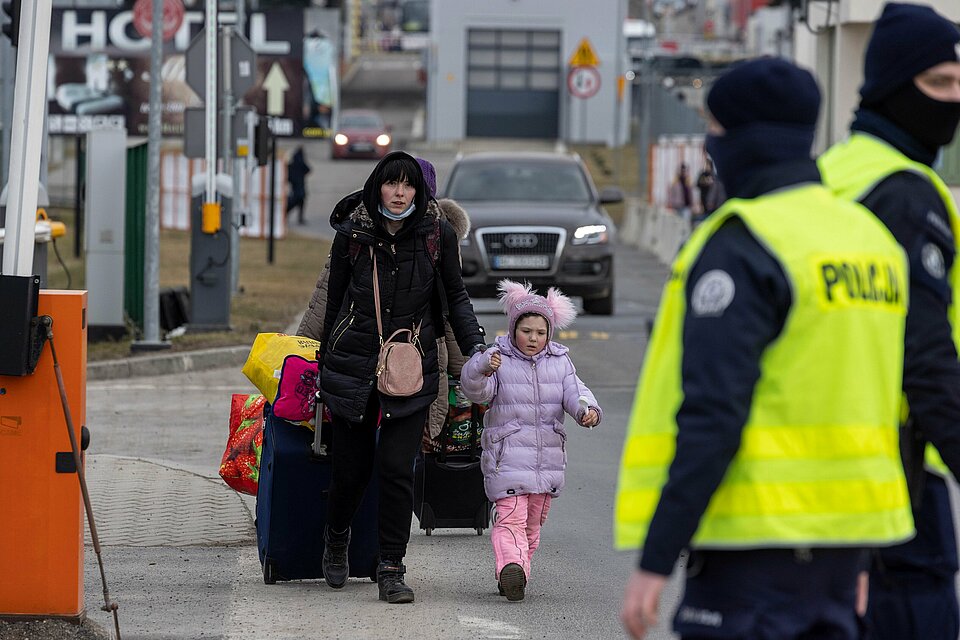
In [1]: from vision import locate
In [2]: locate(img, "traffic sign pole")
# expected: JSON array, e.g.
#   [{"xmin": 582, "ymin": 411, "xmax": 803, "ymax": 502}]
[
  {"xmin": 221, "ymin": 25, "xmax": 241, "ymax": 293},
  {"xmin": 204, "ymin": 0, "xmax": 216, "ymax": 207},
  {"xmin": 139, "ymin": 0, "xmax": 169, "ymax": 348}
]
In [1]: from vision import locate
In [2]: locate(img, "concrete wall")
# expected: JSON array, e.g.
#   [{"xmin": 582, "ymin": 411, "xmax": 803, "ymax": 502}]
[
  {"xmin": 428, "ymin": 0, "xmax": 628, "ymax": 144},
  {"xmin": 619, "ymin": 197, "xmax": 687, "ymax": 266}
]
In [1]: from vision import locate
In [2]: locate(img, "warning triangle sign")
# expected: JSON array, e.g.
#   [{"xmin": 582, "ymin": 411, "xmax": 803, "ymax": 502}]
[{"xmin": 569, "ymin": 37, "xmax": 600, "ymax": 67}]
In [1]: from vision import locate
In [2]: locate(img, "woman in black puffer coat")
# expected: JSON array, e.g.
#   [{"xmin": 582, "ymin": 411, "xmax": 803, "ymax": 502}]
[{"xmin": 316, "ymin": 151, "xmax": 484, "ymax": 604}]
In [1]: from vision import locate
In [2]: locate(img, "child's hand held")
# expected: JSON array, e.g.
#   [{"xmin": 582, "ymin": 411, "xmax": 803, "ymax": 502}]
[
  {"xmin": 484, "ymin": 348, "xmax": 502, "ymax": 375},
  {"xmin": 581, "ymin": 409, "xmax": 600, "ymax": 428}
]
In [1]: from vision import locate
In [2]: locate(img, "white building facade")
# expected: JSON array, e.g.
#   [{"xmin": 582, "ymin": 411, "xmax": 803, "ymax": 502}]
[
  {"xmin": 426, "ymin": 0, "xmax": 630, "ymax": 144},
  {"xmin": 791, "ymin": 0, "xmax": 960, "ymax": 151}
]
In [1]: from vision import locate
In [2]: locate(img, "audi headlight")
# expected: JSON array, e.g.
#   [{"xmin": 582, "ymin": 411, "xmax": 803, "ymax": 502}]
[
  {"xmin": 572, "ymin": 224, "xmax": 608, "ymax": 245},
  {"xmin": 376, "ymin": 134, "xmax": 391, "ymax": 146},
  {"xmin": 334, "ymin": 133, "xmax": 349, "ymax": 145}
]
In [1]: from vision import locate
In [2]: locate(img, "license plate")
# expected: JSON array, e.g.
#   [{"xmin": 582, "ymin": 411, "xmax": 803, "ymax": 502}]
[
  {"xmin": 493, "ymin": 255, "xmax": 550, "ymax": 270},
  {"xmin": 351, "ymin": 143, "xmax": 374, "ymax": 152}
]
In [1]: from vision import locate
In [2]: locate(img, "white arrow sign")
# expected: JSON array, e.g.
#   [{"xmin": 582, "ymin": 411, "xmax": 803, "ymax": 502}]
[{"xmin": 263, "ymin": 62, "xmax": 289, "ymax": 116}]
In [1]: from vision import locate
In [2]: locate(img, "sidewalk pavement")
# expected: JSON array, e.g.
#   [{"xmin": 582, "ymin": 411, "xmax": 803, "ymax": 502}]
[{"xmin": 87, "ymin": 315, "xmax": 303, "ymax": 381}]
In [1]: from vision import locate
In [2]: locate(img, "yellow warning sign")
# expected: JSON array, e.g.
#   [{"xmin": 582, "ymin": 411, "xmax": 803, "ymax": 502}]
[{"xmin": 569, "ymin": 37, "xmax": 600, "ymax": 67}]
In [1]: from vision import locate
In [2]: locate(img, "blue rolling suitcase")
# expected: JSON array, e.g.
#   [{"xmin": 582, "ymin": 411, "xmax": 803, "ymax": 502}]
[{"xmin": 256, "ymin": 403, "xmax": 379, "ymax": 584}]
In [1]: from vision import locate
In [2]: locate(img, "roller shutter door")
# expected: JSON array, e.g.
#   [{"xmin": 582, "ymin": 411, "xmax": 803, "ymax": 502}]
[{"xmin": 465, "ymin": 29, "xmax": 561, "ymax": 138}]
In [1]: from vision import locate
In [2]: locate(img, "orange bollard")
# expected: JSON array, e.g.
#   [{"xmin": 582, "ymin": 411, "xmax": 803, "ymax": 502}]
[{"xmin": 0, "ymin": 290, "xmax": 87, "ymax": 622}]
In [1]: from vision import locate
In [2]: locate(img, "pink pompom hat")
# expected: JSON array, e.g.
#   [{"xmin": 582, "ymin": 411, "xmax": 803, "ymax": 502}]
[{"xmin": 498, "ymin": 279, "xmax": 577, "ymax": 343}]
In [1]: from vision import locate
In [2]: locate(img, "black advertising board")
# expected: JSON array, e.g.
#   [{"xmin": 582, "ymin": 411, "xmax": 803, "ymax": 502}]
[{"xmin": 46, "ymin": 7, "xmax": 328, "ymax": 137}]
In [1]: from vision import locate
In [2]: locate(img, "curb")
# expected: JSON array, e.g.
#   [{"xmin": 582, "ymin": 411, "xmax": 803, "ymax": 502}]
[
  {"xmin": 87, "ymin": 316, "xmax": 303, "ymax": 381},
  {"xmin": 87, "ymin": 345, "xmax": 249, "ymax": 381}
]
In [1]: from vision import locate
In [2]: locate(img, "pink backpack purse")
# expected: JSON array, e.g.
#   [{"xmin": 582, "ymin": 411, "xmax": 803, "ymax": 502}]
[{"xmin": 273, "ymin": 353, "xmax": 319, "ymax": 423}]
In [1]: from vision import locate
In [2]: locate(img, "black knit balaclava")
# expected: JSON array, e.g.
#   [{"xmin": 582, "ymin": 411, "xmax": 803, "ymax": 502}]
[
  {"xmin": 860, "ymin": 3, "xmax": 960, "ymax": 154},
  {"xmin": 704, "ymin": 57, "xmax": 820, "ymax": 199}
]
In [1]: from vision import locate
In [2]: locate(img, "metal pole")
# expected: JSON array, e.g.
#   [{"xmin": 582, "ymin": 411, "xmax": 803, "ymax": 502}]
[
  {"xmin": 235, "ymin": 0, "xmax": 245, "ymax": 36},
  {"xmin": 234, "ymin": 0, "xmax": 247, "ymax": 281},
  {"xmin": 40, "ymin": 97, "xmax": 47, "ymax": 188},
  {"xmin": 221, "ymin": 26, "xmax": 240, "ymax": 293},
  {"xmin": 204, "ymin": 0, "xmax": 217, "ymax": 205},
  {"xmin": 139, "ymin": 0, "xmax": 166, "ymax": 346},
  {"xmin": 73, "ymin": 135, "xmax": 82, "ymax": 257},
  {"xmin": 638, "ymin": 57, "xmax": 653, "ymax": 202},
  {"xmin": 0, "ymin": 37, "xmax": 13, "ymax": 190},
  {"xmin": 580, "ymin": 99, "xmax": 586, "ymax": 142},
  {"xmin": 268, "ymin": 122, "xmax": 276, "ymax": 265},
  {"xmin": 2, "ymin": 0, "xmax": 52, "ymax": 276}
]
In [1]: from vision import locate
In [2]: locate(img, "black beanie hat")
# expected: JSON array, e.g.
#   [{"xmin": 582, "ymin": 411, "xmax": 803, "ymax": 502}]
[
  {"xmin": 706, "ymin": 57, "xmax": 820, "ymax": 132},
  {"xmin": 860, "ymin": 2, "xmax": 960, "ymax": 107}
]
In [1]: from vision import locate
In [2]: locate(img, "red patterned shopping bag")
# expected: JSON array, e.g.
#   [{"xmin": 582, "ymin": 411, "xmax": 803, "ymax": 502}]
[{"xmin": 219, "ymin": 393, "xmax": 266, "ymax": 495}]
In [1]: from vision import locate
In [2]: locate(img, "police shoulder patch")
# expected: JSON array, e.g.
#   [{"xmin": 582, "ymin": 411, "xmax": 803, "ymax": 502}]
[
  {"xmin": 921, "ymin": 243, "xmax": 946, "ymax": 280},
  {"xmin": 691, "ymin": 269, "xmax": 736, "ymax": 317}
]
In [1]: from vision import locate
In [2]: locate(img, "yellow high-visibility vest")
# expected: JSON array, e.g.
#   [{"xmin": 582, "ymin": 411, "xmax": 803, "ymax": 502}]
[
  {"xmin": 614, "ymin": 183, "xmax": 913, "ymax": 550},
  {"xmin": 821, "ymin": 133, "xmax": 960, "ymax": 477}
]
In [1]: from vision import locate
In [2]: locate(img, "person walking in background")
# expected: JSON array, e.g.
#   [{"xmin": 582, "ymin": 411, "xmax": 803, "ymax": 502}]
[
  {"xmin": 616, "ymin": 58, "xmax": 914, "ymax": 640},
  {"xmin": 312, "ymin": 151, "xmax": 485, "ymax": 604},
  {"xmin": 667, "ymin": 163, "xmax": 693, "ymax": 227},
  {"xmin": 460, "ymin": 280, "xmax": 601, "ymax": 602},
  {"xmin": 819, "ymin": 4, "xmax": 960, "ymax": 638},
  {"xmin": 286, "ymin": 146, "xmax": 311, "ymax": 225},
  {"xmin": 695, "ymin": 158, "xmax": 718, "ymax": 222}
]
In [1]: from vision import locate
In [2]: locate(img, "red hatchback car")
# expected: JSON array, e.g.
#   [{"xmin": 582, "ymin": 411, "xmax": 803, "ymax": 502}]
[{"xmin": 331, "ymin": 109, "xmax": 392, "ymax": 160}]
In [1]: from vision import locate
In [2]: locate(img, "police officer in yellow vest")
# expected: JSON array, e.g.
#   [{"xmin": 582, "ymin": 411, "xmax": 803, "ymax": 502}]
[
  {"xmin": 819, "ymin": 4, "xmax": 960, "ymax": 639},
  {"xmin": 616, "ymin": 58, "xmax": 914, "ymax": 640}
]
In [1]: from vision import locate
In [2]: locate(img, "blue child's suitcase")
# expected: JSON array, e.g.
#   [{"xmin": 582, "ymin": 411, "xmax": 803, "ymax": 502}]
[{"xmin": 256, "ymin": 403, "xmax": 379, "ymax": 584}]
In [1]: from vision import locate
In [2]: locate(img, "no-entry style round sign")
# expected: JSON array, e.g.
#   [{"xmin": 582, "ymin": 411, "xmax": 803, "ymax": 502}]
[
  {"xmin": 132, "ymin": 0, "xmax": 185, "ymax": 42},
  {"xmin": 567, "ymin": 65, "xmax": 601, "ymax": 99}
]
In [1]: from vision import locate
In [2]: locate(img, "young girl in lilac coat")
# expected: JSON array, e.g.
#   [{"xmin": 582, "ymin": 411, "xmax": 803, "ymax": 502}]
[{"xmin": 461, "ymin": 280, "xmax": 602, "ymax": 602}]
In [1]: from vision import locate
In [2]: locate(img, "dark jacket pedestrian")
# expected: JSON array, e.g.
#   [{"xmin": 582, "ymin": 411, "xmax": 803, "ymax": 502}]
[
  {"xmin": 286, "ymin": 147, "xmax": 311, "ymax": 225},
  {"xmin": 667, "ymin": 163, "xmax": 693, "ymax": 225},
  {"xmin": 313, "ymin": 150, "xmax": 484, "ymax": 604},
  {"xmin": 819, "ymin": 5, "xmax": 960, "ymax": 639},
  {"xmin": 296, "ymin": 158, "xmax": 473, "ymax": 446},
  {"xmin": 695, "ymin": 159, "xmax": 719, "ymax": 218}
]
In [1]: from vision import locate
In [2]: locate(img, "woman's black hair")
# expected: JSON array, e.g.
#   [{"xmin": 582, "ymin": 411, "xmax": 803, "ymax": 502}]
[
  {"xmin": 363, "ymin": 152, "xmax": 428, "ymax": 221},
  {"xmin": 377, "ymin": 155, "xmax": 422, "ymax": 188}
]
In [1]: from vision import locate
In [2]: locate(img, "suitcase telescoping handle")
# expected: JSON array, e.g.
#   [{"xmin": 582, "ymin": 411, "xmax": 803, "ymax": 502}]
[
  {"xmin": 312, "ymin": 390, "xmax": 327, "ymax": 458},
  {"xmin": 311, "ymin": 349, "xmax": 328, "ymax": 458}
]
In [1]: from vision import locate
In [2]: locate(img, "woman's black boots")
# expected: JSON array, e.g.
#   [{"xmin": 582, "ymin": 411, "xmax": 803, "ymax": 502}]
[
  {"xmin": 322, "ymin": 525, "xmax": 350, "ymax": 588},
  {"xmin": 377, "ymin": 559, "xmax": 414, "ymax": 603}
]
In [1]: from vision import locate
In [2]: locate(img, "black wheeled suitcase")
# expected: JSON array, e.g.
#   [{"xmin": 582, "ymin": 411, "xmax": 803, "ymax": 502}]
[
  {"xmin": 414, "ymin": 403, "xmax": 491, "ymax": 536},
  {"xmin": 256, "ymin": 403, "xmax": 379, "ymax": 584}
]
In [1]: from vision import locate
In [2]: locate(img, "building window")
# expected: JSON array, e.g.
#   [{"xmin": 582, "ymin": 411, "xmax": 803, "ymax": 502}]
[{"xmin": 466, "ymin": 29, "xmax": 561, "ymax": 91}]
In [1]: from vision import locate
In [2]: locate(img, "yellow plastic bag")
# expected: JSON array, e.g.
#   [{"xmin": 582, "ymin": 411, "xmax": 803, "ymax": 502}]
[{"xmin": 242, "ymin": 333, "xmax": 321, "ymax": 403}]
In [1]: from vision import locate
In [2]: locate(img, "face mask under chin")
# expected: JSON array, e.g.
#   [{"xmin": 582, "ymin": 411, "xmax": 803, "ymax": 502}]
[{"xmin": 380, "ymin": 201, "xmax": 416, "ymax": 221}]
